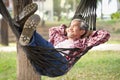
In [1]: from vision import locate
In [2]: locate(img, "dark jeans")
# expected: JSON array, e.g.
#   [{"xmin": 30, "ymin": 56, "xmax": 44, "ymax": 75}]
[{"xmin": 28, "ymin": 31, "xmax": 68, "ymax": 77}]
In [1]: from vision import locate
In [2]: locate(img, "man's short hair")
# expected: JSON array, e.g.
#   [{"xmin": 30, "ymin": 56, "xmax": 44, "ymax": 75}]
[{"xmin": 71, "ymin": 19, "xmax": 89, "ymax": 30}]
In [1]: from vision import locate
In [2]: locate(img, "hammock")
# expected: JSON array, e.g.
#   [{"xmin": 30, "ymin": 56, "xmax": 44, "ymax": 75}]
[{"xmin": 0, "ymin": 0, "xmax": 97, "ymax": 77}]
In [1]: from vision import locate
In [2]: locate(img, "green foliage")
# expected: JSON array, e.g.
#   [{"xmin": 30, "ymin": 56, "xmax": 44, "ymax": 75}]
[
  {"xmin": 53, "ymin": 0, "xmax": 61, "ymax": 15},
  {"xmin": 0, "ymin": 51, "xmax": 120, "ymax": 80},
  {"xmin": 53, "ymin": 0, "xmax": 62, "ymax": 21},
  {"xmin": 111, "ymin": 11, "xmax": 120, "ymax": 20}
]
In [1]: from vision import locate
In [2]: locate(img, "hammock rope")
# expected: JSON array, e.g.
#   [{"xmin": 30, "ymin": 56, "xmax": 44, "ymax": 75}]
[
  {"xmin": 0, "ymin": 0, "xmax": 97, "ymax": 77},
  {"xmin": 0, "ymin": 0, "xmax": 20, "ymax": 38},
  {"xmin": 73, "ymin": 0, "xmax": 97, "ymax": 30}
]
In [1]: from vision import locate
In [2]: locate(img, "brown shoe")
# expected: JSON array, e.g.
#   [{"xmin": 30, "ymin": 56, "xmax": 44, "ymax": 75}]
[
  {"xmin": 15, "ymin": 3, "xmax": 38, "ymax": 27},
  {"xmin": 19, "ymin": 14, "xmax": 40, "ymax": 46}
]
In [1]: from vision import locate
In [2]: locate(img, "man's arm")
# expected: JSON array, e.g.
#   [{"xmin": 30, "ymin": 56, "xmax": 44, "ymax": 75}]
[
  {"xmin": 87, "ymin": 30, "xmax": 110, "ymax": 47},
  {"xmin": 48, "ymin": 24, "xmax": 67, "ymax": 45}
]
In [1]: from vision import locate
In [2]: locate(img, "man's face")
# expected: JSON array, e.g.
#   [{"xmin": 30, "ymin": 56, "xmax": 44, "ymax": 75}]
[{"xmin": 66, "ymin": 20, "xmax": 85, "ymax": 40}]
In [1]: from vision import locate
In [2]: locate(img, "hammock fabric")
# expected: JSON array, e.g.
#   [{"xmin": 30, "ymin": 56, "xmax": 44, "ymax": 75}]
[{"xmin": 0, "ymin": 0, "xmax": 97, "ymax": 77}]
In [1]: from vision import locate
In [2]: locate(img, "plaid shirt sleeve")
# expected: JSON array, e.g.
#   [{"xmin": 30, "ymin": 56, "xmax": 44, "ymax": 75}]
[
  {"xmin": 48, "ymin": 24, "xmax": 67, "ymax": 46},
  {"xmin": 87, "ymin": 30, "xmax": 110, "ymax": 47},
  {"xmin": 67, "ymin": 30, "xmax": 110, "ymax": 65}
]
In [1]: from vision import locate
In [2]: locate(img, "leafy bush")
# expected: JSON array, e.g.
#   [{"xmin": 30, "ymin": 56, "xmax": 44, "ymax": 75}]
[{"xmin": 111, "ymin": 11, "xmax": 120, "ymax": 19}]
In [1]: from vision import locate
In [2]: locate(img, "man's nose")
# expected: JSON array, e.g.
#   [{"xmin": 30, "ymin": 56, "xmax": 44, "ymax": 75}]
[
  {"xmin": 70, "ymin": 28, "xmax": 73, "ymax": 31},
  {"xmin": 69, "ymin": 27, "xmax": 72, "ymax": 30}
]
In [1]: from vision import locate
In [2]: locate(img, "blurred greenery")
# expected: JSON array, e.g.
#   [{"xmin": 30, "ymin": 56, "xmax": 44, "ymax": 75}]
[
  {"xmin": 111, "ymin": 11, "xmax": 120, "ymax": 20},
  {"xmin": 53, "ymin": 0, "xmax": 80, "ymax": 21},
  {"xmin": 53, "ymin": 0, "xmax": 120, "ymax": 21},
  {"xmin": 0, "ymin": 51, "xmax": 120, "ymax": 80}
]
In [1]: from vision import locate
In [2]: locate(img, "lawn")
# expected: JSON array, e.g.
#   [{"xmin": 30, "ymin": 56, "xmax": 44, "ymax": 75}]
[
  {"xmin": 0, "ymin": 51, "xmax": 16, "ymax": 80},
  {"xmin": 0, "ymin": 50, "xmax": 120, "ymax": 80}
]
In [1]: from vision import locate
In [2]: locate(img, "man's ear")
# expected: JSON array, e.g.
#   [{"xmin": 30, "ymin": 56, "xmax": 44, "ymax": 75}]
[
  {"xmin": 80, "ymin": 30, "xmax": 85, "ymax": 35},
  {"xmin": 80, "ymin": 30, "xmax": 87, "ymax": 38}
]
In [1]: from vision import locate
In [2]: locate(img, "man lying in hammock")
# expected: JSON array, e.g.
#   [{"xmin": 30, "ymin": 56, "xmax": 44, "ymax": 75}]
[
  {"xmin": 17, "ymin": 3, "xmax": 110, "ymax": 77},
  {"xmin": 18, "ymin": 14, "xmax": 110, "ymax": 76}
]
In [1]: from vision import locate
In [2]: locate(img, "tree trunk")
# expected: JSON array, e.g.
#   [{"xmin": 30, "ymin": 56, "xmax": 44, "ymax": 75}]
[
  {"xmin": 17, "ymin": 45, "xmax": 40, "ymax": 80},
  {"xmin": 0, "ymin": 18, "xmax": 8, "ymax": 46},
  {"xmin": 117, "ymin": 0, "xmax": 120, "ymax": 10},
  {"xmin": 100, "ymin": 0, "xmax": 103, "ymax": 19},
  {"xmin": 12, "ymin": 0, "xmax": 40, "ymax": 80}
]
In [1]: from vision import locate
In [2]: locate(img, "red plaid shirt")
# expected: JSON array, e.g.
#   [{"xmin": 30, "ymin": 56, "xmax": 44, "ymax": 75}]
[{"xmin": 49, "ymin": 24, "xmax": 110, "ymax": 63}]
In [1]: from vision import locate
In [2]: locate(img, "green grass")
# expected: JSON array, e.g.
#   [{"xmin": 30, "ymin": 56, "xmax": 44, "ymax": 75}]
[
  {"xmin": 106, "ymin": 40, "xmax": 120, "ymax": 44},
  {"xmin": 0, "ymin": 51, "xmax": 16, "ymax": 80},
  {"xmin": 42, "ymin": 51, "xmax": 120, "ymax": 80},
  {"xmin": 0, "ymin": 51, "xmax": 120, "ymax": 80}
]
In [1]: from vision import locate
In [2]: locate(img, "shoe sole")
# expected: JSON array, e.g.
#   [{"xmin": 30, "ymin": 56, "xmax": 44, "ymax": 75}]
[
  {"xmin": 19, "ymin": 14, "xmax": 40, "ymax": 46},
  {"xmin": 16, "ymin": 3, "xmax": 38, "ymax": 24}
]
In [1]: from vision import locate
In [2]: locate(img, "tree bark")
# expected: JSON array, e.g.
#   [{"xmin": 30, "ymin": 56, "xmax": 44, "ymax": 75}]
[
  {"xmin": 12, "ymin": 0, "xmax": 40, "ymax": 80},
  {"xmin": 17, "ymin": 45, "xmax": 40, "ymax": 80},
  {"xmin": 0, "ymin": 18, "xmax": 8, "ymax": 46}
]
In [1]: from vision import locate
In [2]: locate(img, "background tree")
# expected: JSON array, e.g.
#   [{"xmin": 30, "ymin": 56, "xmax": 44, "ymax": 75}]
[
  {"xmin": 97, "ymin": 0, "xmax": 119, "ymax": 19},
  {"xmin": 53, "ymin": 0, "xmax": 62, "ymax": 21},
  {"xmin": 53, "ymin": 0, "xmax": 80, "ymax": 21},
  {"xmin": 97, "ymin": 0, "xmax": 103, "ymax": 19},
  {"xmin": 117, "ymin": 0, "xmax": 120, "ymax": 10},
  {"xmin": 0, "ymin": 0, "xmax": 9, "ymax": 46},
  {"xmin": 62, "ymin": 0, "xmax": 80, "ymax": 19},
  {"xmin": 66, "ymin": 0, "xmax": 80, "ymax": 11}
]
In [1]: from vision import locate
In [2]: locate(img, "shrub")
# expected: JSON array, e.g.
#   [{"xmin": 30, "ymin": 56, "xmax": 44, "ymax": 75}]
[{"xmin": 111, "ymin": 11, "xmax": 120, "ymax": 19}]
